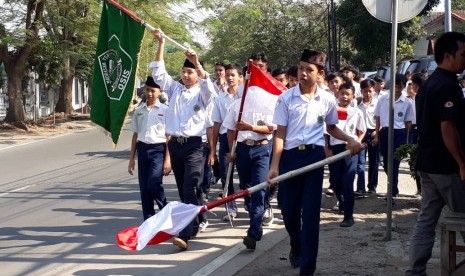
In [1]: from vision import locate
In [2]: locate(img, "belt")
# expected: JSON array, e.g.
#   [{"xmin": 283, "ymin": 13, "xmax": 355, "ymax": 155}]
[
  {"xmin": 171, "ymin": 136, "xmax": 201, "ymax": 144},
  {"xmin": 293, "ymin": 144, "xmax": 323, "ymax": 151},
  {"xmin": 240, "ymin": 139, "xmax": 269, "ymax": 146}
]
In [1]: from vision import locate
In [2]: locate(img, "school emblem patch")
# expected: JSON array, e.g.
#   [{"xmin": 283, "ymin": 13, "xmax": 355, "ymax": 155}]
[
  {"xmin": 193, "ymin": 104, "xmax": 200, "ymax": 112},
  {"xmin": 317, "ymin": 115, "xmax": 325, "ymax": 124},
  {"xmin": 257, "ymin": 120, "xmax": 266, "ymax": 126},
  {"xmin": 97, "ymin": 35, "xmax": 133, "ymax": 101},
  {"xmin": 398, "ymin": 111, "xmax": 403, "ymax": 117},
  {"xmin": 444, "ymin": 101, "xmax": 454, "ymax": 108}
]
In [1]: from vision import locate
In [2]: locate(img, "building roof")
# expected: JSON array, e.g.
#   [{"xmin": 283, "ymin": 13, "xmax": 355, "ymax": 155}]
[{"xmin": 423, "ymin": 10, "xmax": 465, "ymax": 29}]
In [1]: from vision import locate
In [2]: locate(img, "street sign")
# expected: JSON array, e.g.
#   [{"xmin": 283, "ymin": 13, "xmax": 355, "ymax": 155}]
[{"xmin": 362, "ymin": 0, "xmax": 427, "ymax": 23}]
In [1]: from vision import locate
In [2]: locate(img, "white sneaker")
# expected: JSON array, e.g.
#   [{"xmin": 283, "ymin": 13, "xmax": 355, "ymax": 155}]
[
  {"xmin": 222, "ymin": 212, "xmax": 237, "ymax": 221},
  {"xmin": 199, "ymin": 220, "xmax": 209, "ymax": 232},
  {"xmin": 262, "ymin": 207, "xmax": 274, "ymax": 226}
]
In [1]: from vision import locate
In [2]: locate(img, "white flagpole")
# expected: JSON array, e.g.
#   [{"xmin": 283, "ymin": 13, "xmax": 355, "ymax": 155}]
[{"xmin": 108, "ymin": 0, "xmax": 188, "ymax": 52}]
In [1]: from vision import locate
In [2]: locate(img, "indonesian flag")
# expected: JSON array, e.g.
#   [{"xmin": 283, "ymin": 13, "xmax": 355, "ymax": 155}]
[
  {"xmin": 242, "ymin": 62, "xmax": 287, "ymax": 116},
  {"xmin": 116, "ymin": 202, "xmax": 202, "ymax": 251}
]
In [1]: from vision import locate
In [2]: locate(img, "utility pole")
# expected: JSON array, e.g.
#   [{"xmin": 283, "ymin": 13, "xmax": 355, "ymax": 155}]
[
  {"xmin": 330, "ymin": 0, "xmax": 339, "ymax": 72},
  {"xmin": 445, "ymin": 0, "xmax": 452, "ymax": 32}
]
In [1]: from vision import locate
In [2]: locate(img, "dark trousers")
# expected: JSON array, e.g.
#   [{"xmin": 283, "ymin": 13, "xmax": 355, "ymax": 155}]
[
  {"xmin": 136, "ymin": 142, "xmax": 167, "ymax": 221},
  {"xmin": 219, "ymin": 134, "xmax": 235, "ymax": 193},
  {"xmin": 358, "ymin": 129, "xmax": 379, "ymax": 192},
  {"xmin": 235, "ymin": 142, "xmax": 269, "ymax": 241},
  {"xmin": 264, "ymin": 136, "xmax": 275, "ymax": 210},
  {"xmin": 219, "ymin": 133, "xmax": 237, "ymax": 212},
  {"xmin": 329, "ymin": 144, "xmax": 357, "ymax": 219},
  {"xmin": 168, "ymin": 137, "xmax": 205, "ymax": 238},
  {"xmin": 278, "ymin": 146, "xmax": 325, "ymax": 275},
  {"xmin": 201, "ymin": 143, "xmax": 211, "ymax": 195},
  {"xmin": 379, "ymin": 128, "xmax": 406, "ymax": 196}
]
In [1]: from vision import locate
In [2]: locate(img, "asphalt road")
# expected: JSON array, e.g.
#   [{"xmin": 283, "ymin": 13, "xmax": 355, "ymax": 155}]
[{"xmin": 0, "ymin": 124, "xmax": 286, "ymax": 276}]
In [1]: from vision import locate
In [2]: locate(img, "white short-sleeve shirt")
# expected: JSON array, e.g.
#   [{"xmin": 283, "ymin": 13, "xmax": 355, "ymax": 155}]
[
  {"xmin": 222, "ymin": 99, "xmax": 274, "ymax": 142},
  {"xmin": 273, "ymin": 85, "xmax": 339, "ymax": 149},
  {"xmin": 130, "ymin": 102, "xmax": 168, "ymax": 144},
  {"xmin": 374, "ymin": 94, "xmax": 414, "ymax": 129},
  {"xmin": 358, "ymin": 98, "xmax": 378, "ymax": 130},
  {"xmin": 211, "ymin": 91, "xmax": 239, "ymax": 134},
  {"xmin": 329, "ymin": 104, "xmax": 366, "ymax": 146}
]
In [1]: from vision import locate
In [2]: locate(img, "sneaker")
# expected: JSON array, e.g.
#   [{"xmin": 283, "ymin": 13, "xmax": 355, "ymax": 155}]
[
  {"xmin": 262, "ymin": 207, "xmax": 274, "ymax": 226},
  {"xmin": 340, "ymin": 217, "xmax": 355, "ymax": 227},
  {"xmin": 210, "ymin": 176, "xmax": 220, "ymax": 186},
  {"xmin": 243, "ymin": 235, "xmax": 256, "ymax": 250},
  {"xmin": 331, "ymin": 201, "xmax": 340, "ymax": 211},
  {"xmin": 354, "ymin": 190, "xmax": 366, "ymax": 198},
  {"xmin": 222, "ymin": 212, "xmax": 237, "ymax": 221},
  {"xmin": 199, "ymin": 220, "xmax": 209, "ymax": 232},
  {"xmin": 289, "ymin": 248, "xmax": 301, "ymax": 268},
  {"xmin": 173, "ymin": 237, "xmax": 188, "ymax": 250},
  {"xmin": 325, "ymin": 188, "xmax": 334, "ymax": 196},
  {"xmin": 367, "ymin": 189, "xmax": 376, "ymax": 194}
]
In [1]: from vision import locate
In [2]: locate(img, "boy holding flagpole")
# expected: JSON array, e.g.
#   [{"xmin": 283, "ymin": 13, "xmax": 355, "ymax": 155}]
[
  {"xmin": 268, "ymin": 49, "xmax": 362, "ymax": 275},
  {"xmin": 222, "ymin": 64, "xmax": 276, "ymax": 250},
  {"xmin": 151, "ymin": 28, "xmax": 215, "ymax": 250}
]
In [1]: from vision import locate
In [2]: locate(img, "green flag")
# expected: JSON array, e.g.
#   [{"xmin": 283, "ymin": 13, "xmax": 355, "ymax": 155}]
[{"xmin": 91, "ymin": 0, "xmax": 145, "ymax": 146}]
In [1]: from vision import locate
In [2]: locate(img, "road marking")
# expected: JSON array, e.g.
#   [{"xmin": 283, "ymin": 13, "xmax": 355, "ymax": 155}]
[
  {"xmin": 0, "ymin": 184, "xmax": 36, "ymax": 197},
  {"xmin": 191, "ymin": 242, "xmax": 245, "ymax": 276},
  {"xmin": 0, "ymin": 129, "xmax": 89, "ymax": 151}
]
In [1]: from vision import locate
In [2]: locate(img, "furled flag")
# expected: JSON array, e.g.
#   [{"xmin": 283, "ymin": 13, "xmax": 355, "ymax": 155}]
[
  {"xmin": 242, "ymin": 63, "xmax": 287, "ymax": 116},
  {"xmin": 116, "ymin": 202, "xmax": 202, "ymax": 251},
  {"xmin": 90, "ymin": 0, "xmax": 145, "ymax": 146}
]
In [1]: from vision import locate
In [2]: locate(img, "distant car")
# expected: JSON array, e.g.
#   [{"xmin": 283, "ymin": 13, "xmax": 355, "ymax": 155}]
[
  {"xmin": 360, "ymin": 71, "xmax": 377, "ymax": 79},
  {"xmin": 397, "ymin": 59, "xmax": 413, "ymax": 75},
  {"xmin": 406, "ymin": 56, "xmax": 437, "ymax": 76},
  {"xmin": 377, "ymin": 66, "xmax": 391, "ymax": 87}
]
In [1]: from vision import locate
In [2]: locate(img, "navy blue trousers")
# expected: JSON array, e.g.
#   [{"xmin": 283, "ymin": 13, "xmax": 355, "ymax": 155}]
[
  {"xmin": 357, "ymin": 129, "xmax": 380, "ymax": 192},
  {"xmin": 278, "ymin": 146, "xmax": 325, "ymax": 275},
  {"xmin": 219, "ymin": 133, "xmax": 237, "ymax": 212},
  {"xmin": 379, "ymin": 128, "xmax": 406, "ymax": 196},
  {"xmin": 136, "ymin": 142, "xmax": 167, "ymax": 221},
  {"xmin": 168, "ymin": 137, "xmax": 205, "ymax": 238},
  {"xmin": 235, "ymin": 142, "xmax": 269, "ymax": 241},
  {"xmin": 329, "ymin": 144, "xmax": 357, "ymax": 219}
]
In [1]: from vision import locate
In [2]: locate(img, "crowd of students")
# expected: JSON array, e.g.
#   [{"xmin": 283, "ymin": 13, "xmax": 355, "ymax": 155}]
[{"xmin": 127, "ymin": 29, "xmax": 465, "ymax": 276}]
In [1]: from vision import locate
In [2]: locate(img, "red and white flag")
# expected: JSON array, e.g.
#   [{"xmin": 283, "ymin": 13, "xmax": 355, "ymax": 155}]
[
  {"xmin": 242, "ymin": 63, "xmax": 287, "ymax": 116},
  {"xmin": 116, "ymin": 202, "xmax": 202, "ymax": 251}
]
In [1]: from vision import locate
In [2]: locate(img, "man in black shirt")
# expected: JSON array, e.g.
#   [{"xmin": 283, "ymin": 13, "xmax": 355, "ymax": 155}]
[{"xmin": 406, "ymin": 32, "xmax": 465, "ymax": 276}]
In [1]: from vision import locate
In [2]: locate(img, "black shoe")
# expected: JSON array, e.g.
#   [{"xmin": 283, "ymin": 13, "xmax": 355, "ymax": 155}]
[
  {"xmin": 340, "ymin": 218, "xmax": 355, "ymax": 227},
  {"xmin": 289, "ymin": 249, "xmax": 301, "ymax": 268},
  {"xmin": 243, "ymin": 236, "xmax": 256, "ymax": 250},
  {"xmin": 173, "ymin": 236, "xmax": 188, "ymax": 250},
  {"xmin": 384, "ymin": 197, "xmax": 397, "ymax": 206},
  {"xmin": 354, "ymin": 190, "xmax": 365, "ymax": 198}
]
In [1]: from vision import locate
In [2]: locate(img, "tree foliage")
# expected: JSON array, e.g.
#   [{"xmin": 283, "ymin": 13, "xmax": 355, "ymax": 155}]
[
  {"xmin": 201, "ymin": 0, "xmax": 330, "ymax": 69},
  {"xmin": 0, "ymin": 0, "xmax": 45, "ymax": 124},
  {"xmin": 336, "ymin": 0, "xmax": 441, "ymax": 70},
  {"xmin": 0, "ymin": 0, "xmax": 195, "ymax": 122},
  {"xmin": 452, "ymin": 0, "xmax": 465, "ymax": 10}
]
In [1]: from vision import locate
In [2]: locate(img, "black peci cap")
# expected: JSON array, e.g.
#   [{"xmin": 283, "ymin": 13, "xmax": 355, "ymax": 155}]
[
  {"xmin": 145, "ymin": 76, "xmax": 160, "ymax": 89},
  {"xmin": 300, "ymin": 49, "xmax": 326, "ymax": 68}
]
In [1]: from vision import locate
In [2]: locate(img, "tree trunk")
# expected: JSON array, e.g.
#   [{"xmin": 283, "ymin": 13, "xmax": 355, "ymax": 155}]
[
  {"xmin": 55, "ymin": 58, "xmax": 75, "ymax": 114},
  {"xmin": 4, "ymin": 67, "xmax": 26, "ymax": 123}
]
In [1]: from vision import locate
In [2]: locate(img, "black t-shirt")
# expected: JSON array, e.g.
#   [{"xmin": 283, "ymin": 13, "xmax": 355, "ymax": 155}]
[{"xmin": 416, "ymin": 67, "xmax": 465, "ymax": 174}]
